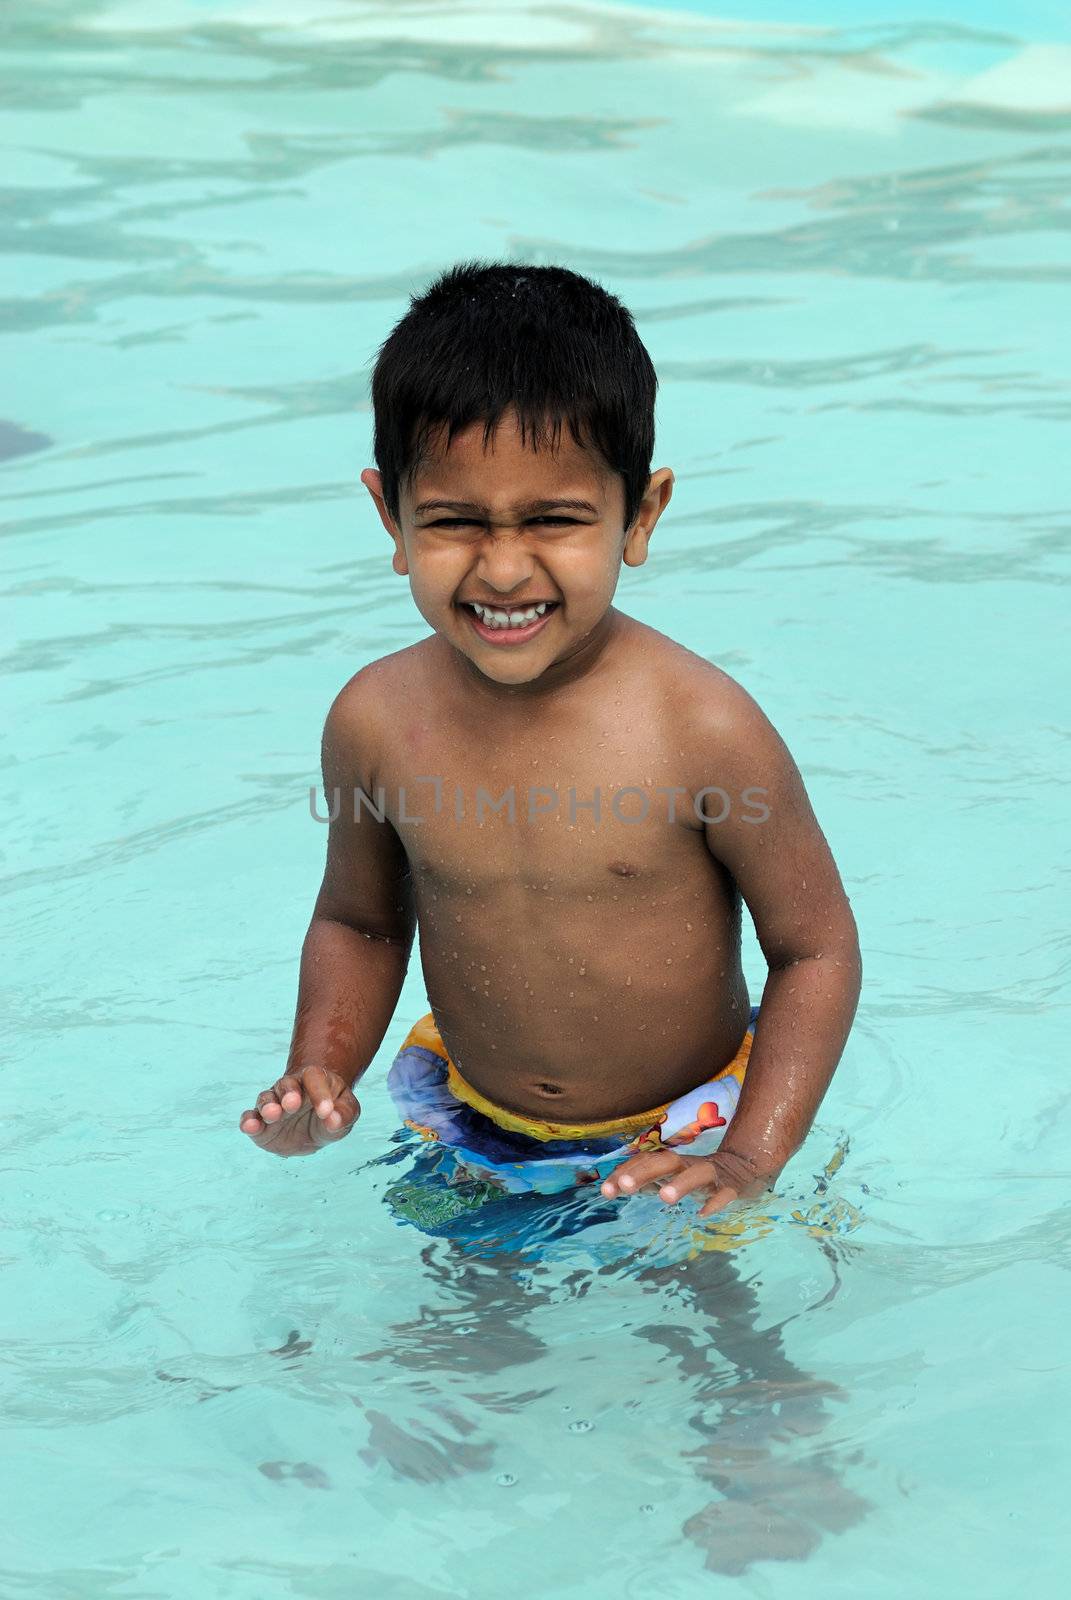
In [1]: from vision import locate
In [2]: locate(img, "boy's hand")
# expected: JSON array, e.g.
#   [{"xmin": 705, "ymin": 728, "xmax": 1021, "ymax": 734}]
[
  {"xmin": 238, "ymin": 1066, "xmax": 360, "ymax": 1157},
  {"xmin": 600, "ymin": 1146, "xmax": 774, "ymax": 1218}
]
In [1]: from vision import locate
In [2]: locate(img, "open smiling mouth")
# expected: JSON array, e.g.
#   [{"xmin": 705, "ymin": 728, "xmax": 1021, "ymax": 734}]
[{"xmin": 459, "ymin": 600, "xmax": 559, "ymax": 643}]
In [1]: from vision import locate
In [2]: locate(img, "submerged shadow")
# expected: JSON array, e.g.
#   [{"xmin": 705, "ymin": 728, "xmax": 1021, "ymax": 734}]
[
  {"xmin": 353, "ymin": 1137, "xmax": 870, "ymax": 1567},
  {"xmin": 630, "ymin": 1243, "xmax": 870, "ymax": 1574}
]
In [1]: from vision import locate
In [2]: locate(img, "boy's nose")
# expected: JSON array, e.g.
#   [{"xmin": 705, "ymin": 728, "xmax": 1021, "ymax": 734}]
[{"xmin": 472, "ymin": 532, "xmax": 540, "ymax": 594}]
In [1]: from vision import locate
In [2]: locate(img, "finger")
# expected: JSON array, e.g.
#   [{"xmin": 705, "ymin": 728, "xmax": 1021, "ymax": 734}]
[
  {"xmin": 659, "ymin": 1162, "xmax": 719, "ymax": 1204},
  {"xmin": 255, "ymin": 1088, "xmax": 284, "ymax": 1123},
  {"xmin": 698, "ymin": 1185, "xmax": 739, "ymax": 1219},
  {"xmin": 302, "ymin": 1065, "xmax": 341, "ymax": 1120},
  {"xmin": 312, "ymin": 1089, "xmax": 361, "ymax": 1143},
  {"xmin": 337, "ymin": 1084, "xmax": 361, "ymax": 1122},
  {"xmin": 601, "ymin": 1150, "xmax": 682, "ymax": 1197},
  {"xmin": 272, "ymin": 1074, "xmax": 305, "ymax": 1114},
  {"xmin": 239, "ymin": 1110, "xmax": 264, "ymax": 1135}
]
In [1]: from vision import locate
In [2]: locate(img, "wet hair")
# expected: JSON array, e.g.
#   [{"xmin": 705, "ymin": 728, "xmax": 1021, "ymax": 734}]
[{"xmin": 369, "ymin": 260, "xmax": 657, "ymax": 533}]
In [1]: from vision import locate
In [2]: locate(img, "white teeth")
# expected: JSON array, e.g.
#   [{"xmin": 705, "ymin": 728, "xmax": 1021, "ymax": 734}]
[{"xmin": 471, "ymin": 602, "xmax": 551, "ymax": 629}]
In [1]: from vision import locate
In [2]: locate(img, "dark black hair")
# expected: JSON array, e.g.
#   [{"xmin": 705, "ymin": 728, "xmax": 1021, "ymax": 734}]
[{"xmin": 369, "ymin": 261, "xmax": 657, "ymax": 533}]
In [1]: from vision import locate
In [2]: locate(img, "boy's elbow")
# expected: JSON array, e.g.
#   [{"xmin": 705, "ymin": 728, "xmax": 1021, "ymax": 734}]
[
  {"xmin": 765, "ymin": 903, "xmax": 860, "ymax": 979},
  {"xmin": 844, "ymin": 904, "xmax": 863, "ymax": 987},
  {"xmin": 827, "ymin": 899, "xmax": 862, "ymax": 994}
]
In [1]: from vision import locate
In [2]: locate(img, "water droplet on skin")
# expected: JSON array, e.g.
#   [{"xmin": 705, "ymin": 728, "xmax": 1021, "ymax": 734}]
[
  {"xmin": 665, "ymin": 958, "xmax": 672, "ymax": 965},
  {"xmin": 569, "ymin": 1420, "xmax": 594, "ymax": 1434},
  {"xmin": 579, "ymin": 967, "xmax": 586, "ymax": 976},
  {"xmin": 625, "ymin": 975, "xmax": 632, "ymax": 986},
  {"xmin": 686, "ymin": 922, "xmax": 692, "ymax": 931}
]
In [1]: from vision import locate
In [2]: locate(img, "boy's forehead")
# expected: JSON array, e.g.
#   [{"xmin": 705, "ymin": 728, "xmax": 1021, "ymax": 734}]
[{"xmin": 406, "ymin": 412, "xmax": 611, "ymax": 513}]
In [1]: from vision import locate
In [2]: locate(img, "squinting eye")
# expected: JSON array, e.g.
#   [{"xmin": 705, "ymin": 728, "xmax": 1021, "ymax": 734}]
[{"xmin": 430, "ymin": 517, "xmax": 577, "ymax": 528}]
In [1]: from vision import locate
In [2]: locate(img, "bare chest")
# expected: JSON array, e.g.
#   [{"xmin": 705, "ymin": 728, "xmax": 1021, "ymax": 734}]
[{"xmin": 370, "ymin": 710, "xmax": 703, "ymax": 897}]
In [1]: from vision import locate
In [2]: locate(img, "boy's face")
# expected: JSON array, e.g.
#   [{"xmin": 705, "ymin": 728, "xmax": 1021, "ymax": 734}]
[{"xmin": 361, "ymin": 409, "xmax": 672, "ymax": 690}]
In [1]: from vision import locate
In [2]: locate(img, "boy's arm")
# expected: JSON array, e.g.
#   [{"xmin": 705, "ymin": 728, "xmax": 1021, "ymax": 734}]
[
  {"xmin": 287, "ymin": 674, "xmax": 416, "ymax": 1089},
  {"xmin": 602, "ymin": 675, "xmax": 861, "ymax": 1213},
  {"xmin": 699, "ymin": 684, "xmax": 861, "ymax": 1183}
]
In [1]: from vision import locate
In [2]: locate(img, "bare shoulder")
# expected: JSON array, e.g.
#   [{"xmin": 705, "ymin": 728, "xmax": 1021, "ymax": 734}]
[
  {"xmin": 327, "ymin": 641, "xmax": 425, "ymax": 724},
  {"xmin": 624, "ymin": 618, "xmax": 784, "ymax": 760},
  {"xmin": 323, "ymin": 639, "xmax": 437, "ymax": 783},
  {"xmin": 618, "ymin": 620, "xmax": 805, "ymax": 821}
]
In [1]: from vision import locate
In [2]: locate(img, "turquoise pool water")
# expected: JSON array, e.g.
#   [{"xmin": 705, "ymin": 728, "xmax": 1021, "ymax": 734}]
[{"xmin": 3, "ymin": 1, "xmax": 1069, "ymax": 1594}]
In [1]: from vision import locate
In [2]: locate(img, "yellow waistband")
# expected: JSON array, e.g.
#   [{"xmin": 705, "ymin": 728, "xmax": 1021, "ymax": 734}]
[{"xmin": 401, "ymin": 1011, "xmax": 753, "ymax": 1143}]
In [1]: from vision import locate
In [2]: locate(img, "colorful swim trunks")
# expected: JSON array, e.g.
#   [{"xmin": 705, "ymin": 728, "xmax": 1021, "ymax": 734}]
[{"xmin": 386, "ymin": 1006, "xmax": 759, "ymax": 1196}]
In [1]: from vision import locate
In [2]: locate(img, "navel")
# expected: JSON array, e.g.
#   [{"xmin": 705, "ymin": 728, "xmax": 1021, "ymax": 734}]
[{"xmin": 608, "ymin": 859, "xmax": 638, "ymax": 878}]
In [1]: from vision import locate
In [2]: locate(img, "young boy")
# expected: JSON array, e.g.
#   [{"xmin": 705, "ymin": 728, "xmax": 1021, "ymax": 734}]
[{"xmin": 238, "ymin": 262, "xmax": 861, "ymax": 1220}]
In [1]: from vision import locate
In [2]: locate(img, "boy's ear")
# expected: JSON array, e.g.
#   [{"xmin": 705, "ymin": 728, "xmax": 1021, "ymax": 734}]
[
  {"xmin": 622, "ymin": 468, "xmax": 673, "ymax": 568},
  {"xmin": 360, "ymin": 468, "xmax": 409, "ymax": 575}
]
